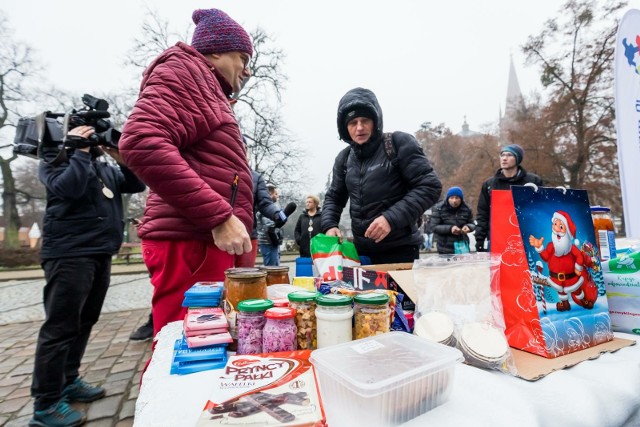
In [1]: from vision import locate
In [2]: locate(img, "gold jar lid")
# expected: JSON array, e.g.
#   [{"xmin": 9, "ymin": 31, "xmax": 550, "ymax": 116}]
[
  {"xmin": 225, "ymin": 267, "xmax": 267, "ymax": 279},
  {"xmin": 258, "ymin": 266, "xmax": 290, "ymax": 273}
]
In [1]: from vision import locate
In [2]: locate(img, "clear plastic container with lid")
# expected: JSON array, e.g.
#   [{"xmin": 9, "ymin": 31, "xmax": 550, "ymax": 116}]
[
  {"xmin": 288, "ymin": 290, "xmax": 320, "ymax": 350},
  {"xmin": 263, "ymin": 307, "xmax": 298, "ymax": 352},
  {"xmin": 315, "ymin": 294, "xmax": 353, "ymax": 348},
  {"xmin": 354, "ymin": 293, "xmax": 390, "ymax": 340},
  {"xmin": 590, "ymin": 206, "xmax": 617, "ymax": 261},
  {"xmin": 237, "ymin": 299, "xmax": 274, "ymax": 355}
]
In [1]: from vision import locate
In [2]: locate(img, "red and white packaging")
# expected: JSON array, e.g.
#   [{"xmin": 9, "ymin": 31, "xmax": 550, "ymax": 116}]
[
  {"xmin": 195, "ymin": 350, "xmax": 326, "ymax": 426},
  {"xmin": 184, "ymin": 307, "xmax": 228, "ymax": 333}
]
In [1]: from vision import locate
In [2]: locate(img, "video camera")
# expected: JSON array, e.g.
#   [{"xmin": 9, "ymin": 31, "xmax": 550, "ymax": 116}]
[{"xmin": 13, "ymin": 94, "xmax": 121, "ymax": 160}]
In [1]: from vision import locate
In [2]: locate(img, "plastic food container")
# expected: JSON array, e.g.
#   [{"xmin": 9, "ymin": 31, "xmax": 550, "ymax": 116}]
[{"xmin": 310, "ymin": 332, "xmax": 463, "ymax": 427}]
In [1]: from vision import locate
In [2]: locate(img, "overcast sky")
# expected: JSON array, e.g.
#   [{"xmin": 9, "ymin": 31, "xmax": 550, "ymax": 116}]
[{"xmin": 3, "ymin": 1, "xmax": 640, "ymax": 194}]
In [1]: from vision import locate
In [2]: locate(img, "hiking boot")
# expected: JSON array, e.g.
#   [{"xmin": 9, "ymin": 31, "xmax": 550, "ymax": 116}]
[
  {"xmin": 29, "ymin": 399, "xmax": 86, "ymax": 427},
  {"xmin": 130, "ymin": 313, "xmax": 154, "ymax": 341},
  {"xmin": 62, "ymin": 377, "xmax": 105, "ymax": 403}
]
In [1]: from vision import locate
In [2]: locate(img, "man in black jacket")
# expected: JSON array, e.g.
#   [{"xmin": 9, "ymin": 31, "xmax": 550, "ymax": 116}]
[
  {"xmin": 30, "ymin": 126, "xmax": 146, "ymax": 427},
  {"xmin": 475, "ymin": 144, "xmax": 543, "ymax": 252},
  {"xmin": 322, "ymin": 87, "xmax": 442, "ymax": 264}
]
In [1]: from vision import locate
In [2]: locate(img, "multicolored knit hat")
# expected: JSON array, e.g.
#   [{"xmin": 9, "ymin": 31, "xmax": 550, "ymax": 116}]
[
  {"xmin": 191, "ymin": 9, "xmax": 253, "ymax": 57},
  {"xmin": 500, "ymin": 144, "xmax": 524, "ymax": 165}
]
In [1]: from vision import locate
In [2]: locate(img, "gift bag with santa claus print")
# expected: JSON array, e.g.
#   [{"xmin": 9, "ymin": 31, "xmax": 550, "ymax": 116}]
[{"xmin": 490, "ymin": 185, "xmax": 613, "ymax": 358}]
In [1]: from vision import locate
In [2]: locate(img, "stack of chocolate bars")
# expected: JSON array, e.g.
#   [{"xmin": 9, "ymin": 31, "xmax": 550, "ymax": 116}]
[{"xmin": 170, "ymin": 282, "xmax": 232, "ymax": 375}]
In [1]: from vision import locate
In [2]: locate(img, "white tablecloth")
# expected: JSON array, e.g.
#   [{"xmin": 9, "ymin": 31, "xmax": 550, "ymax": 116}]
[{"xmin": 134, "ymin": 322, "xmax": 640, "ymax": 427}]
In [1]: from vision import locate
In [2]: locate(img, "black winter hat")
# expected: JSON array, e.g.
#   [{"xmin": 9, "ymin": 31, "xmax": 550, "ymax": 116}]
[{"xmin": 343, "ymin": 107, "xmax": 376, "ymax": 128}]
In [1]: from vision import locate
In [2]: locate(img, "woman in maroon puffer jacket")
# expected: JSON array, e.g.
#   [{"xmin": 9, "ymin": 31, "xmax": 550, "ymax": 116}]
[{"xmin": 119, "ymin": 8, "xmax": 254, "ymax": 335}]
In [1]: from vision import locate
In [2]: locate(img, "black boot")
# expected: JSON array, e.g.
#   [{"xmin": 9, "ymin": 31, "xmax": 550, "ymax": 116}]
[{"xmin": 130, "ymin": 313, "xmax": 154, "ymax": 341}]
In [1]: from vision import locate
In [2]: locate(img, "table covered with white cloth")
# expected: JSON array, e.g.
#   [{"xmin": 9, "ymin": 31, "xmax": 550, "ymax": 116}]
[{"xmin": 134, "ymin": 321, "xmax": 640, "ymax": 427}]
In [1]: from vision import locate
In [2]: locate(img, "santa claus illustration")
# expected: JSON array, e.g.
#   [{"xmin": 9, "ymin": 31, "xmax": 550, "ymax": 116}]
[{"xmin": 529, "ymin": 210, "xmax": 595, "ymax": 312}]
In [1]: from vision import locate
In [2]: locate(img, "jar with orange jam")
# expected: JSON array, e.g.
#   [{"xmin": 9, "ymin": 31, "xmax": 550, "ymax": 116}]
[
  {"xmin": 590, "ymin": 206, "xmax": 617, "ymax": 261},
  {"xmin": 258, "ymin": 266, "xmax": 290, "ymax": 285},
  {"xmin": 223, "ymin": 268, "xmax": 268, "ymax": 350}
]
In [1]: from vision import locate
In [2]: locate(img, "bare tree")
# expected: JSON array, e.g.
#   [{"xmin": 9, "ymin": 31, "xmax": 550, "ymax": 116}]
[
  {"xmin": 521, "ymin": 0, "xmax": 624, "ymax": 228},
  {"xmin": 0, "ymin": 13, "xmax": 41, "ymax": 248}
]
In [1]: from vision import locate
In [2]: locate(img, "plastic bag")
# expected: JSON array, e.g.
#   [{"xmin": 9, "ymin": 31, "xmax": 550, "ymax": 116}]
[
  {"xmin": 453, "ymin": 240, "xmax": 470, "ymax": 254},
  {"xmin": 310, "ymin": 234, "xmax": 360, "ymax": 281},
  {"xmin": 412, "ymin": 253, "xmax": 516, "ymax": 375}
]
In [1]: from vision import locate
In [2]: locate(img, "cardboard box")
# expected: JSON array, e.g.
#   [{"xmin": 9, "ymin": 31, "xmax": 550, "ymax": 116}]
[
  {"xmin": 343, "ymin": 262, "xmax": 636, "ymax": 381},
  {"xmin": 342, "ymin": 263, "xmax": 416, "ymax": 310}
]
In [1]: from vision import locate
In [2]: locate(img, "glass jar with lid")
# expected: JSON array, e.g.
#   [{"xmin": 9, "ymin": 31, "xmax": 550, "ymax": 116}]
[
  {"xmin": 263, "ymin": 307, "xmax": 298, "ymax": 352},
  {"xmin": 288, "ymin": 290, "xmax": 319, "ymax": 350},
  {"xmin": 259, "ymin": 266, "xmax": 290, "ymax": 285},
  {"xmin": 354, "ymin": 293, "xmax": 390, "ymax": 340},
  {"xmin": 223, "ymin": 268, "xmax": 267, "ymax": 350},
  {"xmin": 237, "ymin": 299, "xmax": 274, "ymax": 355},
  {"xmin": 590, "ymin": 206, "xmax": 617, "ymax": 261},
  {"xmin": 315, "ymin": 294, "xmax": 353, "ymax": 348}
]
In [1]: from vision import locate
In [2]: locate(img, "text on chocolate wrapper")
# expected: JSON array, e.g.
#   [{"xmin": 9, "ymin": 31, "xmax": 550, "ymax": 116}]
[{"xmin": 226, "ymin": 362, "xmax": 288, "ymax": 381}]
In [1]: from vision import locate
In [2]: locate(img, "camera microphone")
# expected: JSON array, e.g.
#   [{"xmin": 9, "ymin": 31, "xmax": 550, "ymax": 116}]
[{"xmin": 274, "ymin": 202, "xmax": 297, "ymax": 227}]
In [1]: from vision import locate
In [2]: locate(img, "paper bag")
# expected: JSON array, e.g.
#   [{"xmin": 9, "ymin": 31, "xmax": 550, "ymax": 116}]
[
  {"xmin": 310, "ymin": 234, "xmax": 360, "ymax": 281},
  {"xmin": 490, "ymin": 186, "xmax": 613, "ymax": 358}
]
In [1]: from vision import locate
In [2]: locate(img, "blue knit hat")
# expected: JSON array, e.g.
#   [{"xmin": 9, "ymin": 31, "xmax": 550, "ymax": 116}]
[
  {"xmin": 191, "ymin": 9, "xmax": 253, "ymax": 57},
  {"xmin": 446, "ymin": 186, "xmax": 464, "ymax": 201},
  {"xmin": 501, "ymin": 144, "xmax": 524, "ymax": 165}
]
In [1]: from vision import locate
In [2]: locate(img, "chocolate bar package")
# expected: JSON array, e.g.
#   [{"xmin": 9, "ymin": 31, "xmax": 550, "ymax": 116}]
[
  {"xmin": 184, "ymin": 307, "xmax": 228, "ymax": 332},
  {"xmin": 195, "ymin": 350, "xmax": 326, "ymax": 426}
]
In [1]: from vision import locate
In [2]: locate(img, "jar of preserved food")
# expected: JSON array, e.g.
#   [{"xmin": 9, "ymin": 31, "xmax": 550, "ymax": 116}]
[
  {"xmin": 223, "ymin": 268, "xmax": 267, "ymax": 350},
  {"xmin": 354, "ymin": 293, "xmax": 390, "ymax": 339},
  {"xmin": 315, "ymin": 294, "xmax": 353, "ymax": 348},
  {"xmin": 590, "ymin": 206, "xmax": 617, "ymax": 261},
  {"xmin": 259, "ymin": 266, "xmax": 290, "ymax": 286},
  {"xmin": 263, "ymin": 308, "xmax": 298, "ymax": 352},
  {"xmin": 288, "ymin": 290, "xmax": 319, "ymax": 350},
  {"xmin": 237, "ymin": 299, "xmax": 274, "ymax": 355}
]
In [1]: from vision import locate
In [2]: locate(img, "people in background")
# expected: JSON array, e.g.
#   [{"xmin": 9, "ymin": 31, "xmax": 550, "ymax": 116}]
[
  {"xmin": 257, "ymin": 185, "xmax": 283, "ymax": 266},
  {"xmin": 295, "ymin": 194, "xmax": 322, "ymax": 257},
  {"xmin": 431, "ymin": 186, "xmax": 475, "ymax": 255},
  {"xmin": 322, "ymin": 87, "xmax": 442, "ymax": 264},
  {"xmin": 475, "ymin": 144, "xmax": 543, "ymax": 252}
]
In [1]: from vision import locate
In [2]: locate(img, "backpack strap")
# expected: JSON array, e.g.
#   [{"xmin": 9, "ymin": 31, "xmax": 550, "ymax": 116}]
[{"xmin": 383, "ymin": 132, "xmax": 398, "ymax": 166}]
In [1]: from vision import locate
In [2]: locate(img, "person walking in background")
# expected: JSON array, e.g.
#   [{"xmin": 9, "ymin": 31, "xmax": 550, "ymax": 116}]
[
  {"xmin": 431, "ymin": 186, "xmax": 475, "ymax": 255},
  {"xmin": 422, "ymin": 211, "xmax": 434, "ymax": 251},
  {"xmin": 322, "ymin": 87, "xmax": 442, "ymax": 264},
  {"xmin": 236, "ymin": 170, "xmax": 284, "ymax": 267},
  {"xmin": 31, "ymin": 127, "xmax": 145, "ymax": 427},
  {"xmin": 475, "ymin": 144, "xmax": 543, "ymax": 252},
  {"xmin": 295, "ymin": 194, "xmax": 322, "ymax": 257},
  {"xmin": 257, "ymin": 185, "xmax": 283, "ymax": 266},
  {"xmin": 119, "ymin": 8, "xmax": 254, "ymax": 336}
]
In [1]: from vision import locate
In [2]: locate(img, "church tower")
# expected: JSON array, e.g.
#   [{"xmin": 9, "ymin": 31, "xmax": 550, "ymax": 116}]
[{"xmin": 500, "ymin": 55, "xmax": 525, "ymax": 143}]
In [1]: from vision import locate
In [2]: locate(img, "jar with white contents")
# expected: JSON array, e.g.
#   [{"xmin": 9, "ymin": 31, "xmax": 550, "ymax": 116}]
[{"xmin": 315, "ymin": 294, "xmax": 353, "ymax": 348}]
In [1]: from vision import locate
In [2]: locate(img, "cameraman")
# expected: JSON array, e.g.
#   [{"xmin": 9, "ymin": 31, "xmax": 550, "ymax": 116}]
[{"xmin": 30, "ymin": 125, "xmax": 145, "ymax": 427}]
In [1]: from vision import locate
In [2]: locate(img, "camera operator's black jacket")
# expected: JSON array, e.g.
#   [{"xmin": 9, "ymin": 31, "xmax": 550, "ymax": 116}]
[{"xmin": 38, "ymin": 148, "xmax": 146, "ymax": 260}]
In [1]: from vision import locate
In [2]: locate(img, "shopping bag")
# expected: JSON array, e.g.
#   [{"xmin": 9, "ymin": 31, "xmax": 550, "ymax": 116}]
[
  {"xmin": 453, "ymin": 240, "xmax": 470, "ymax": 254},
  {"xmin": 310, "ymin": 234, "xmax": 361, "ymax": 281},
  {"xmin": 490, "ymin": 186, "xmax": 613, "ymax": 358}
]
